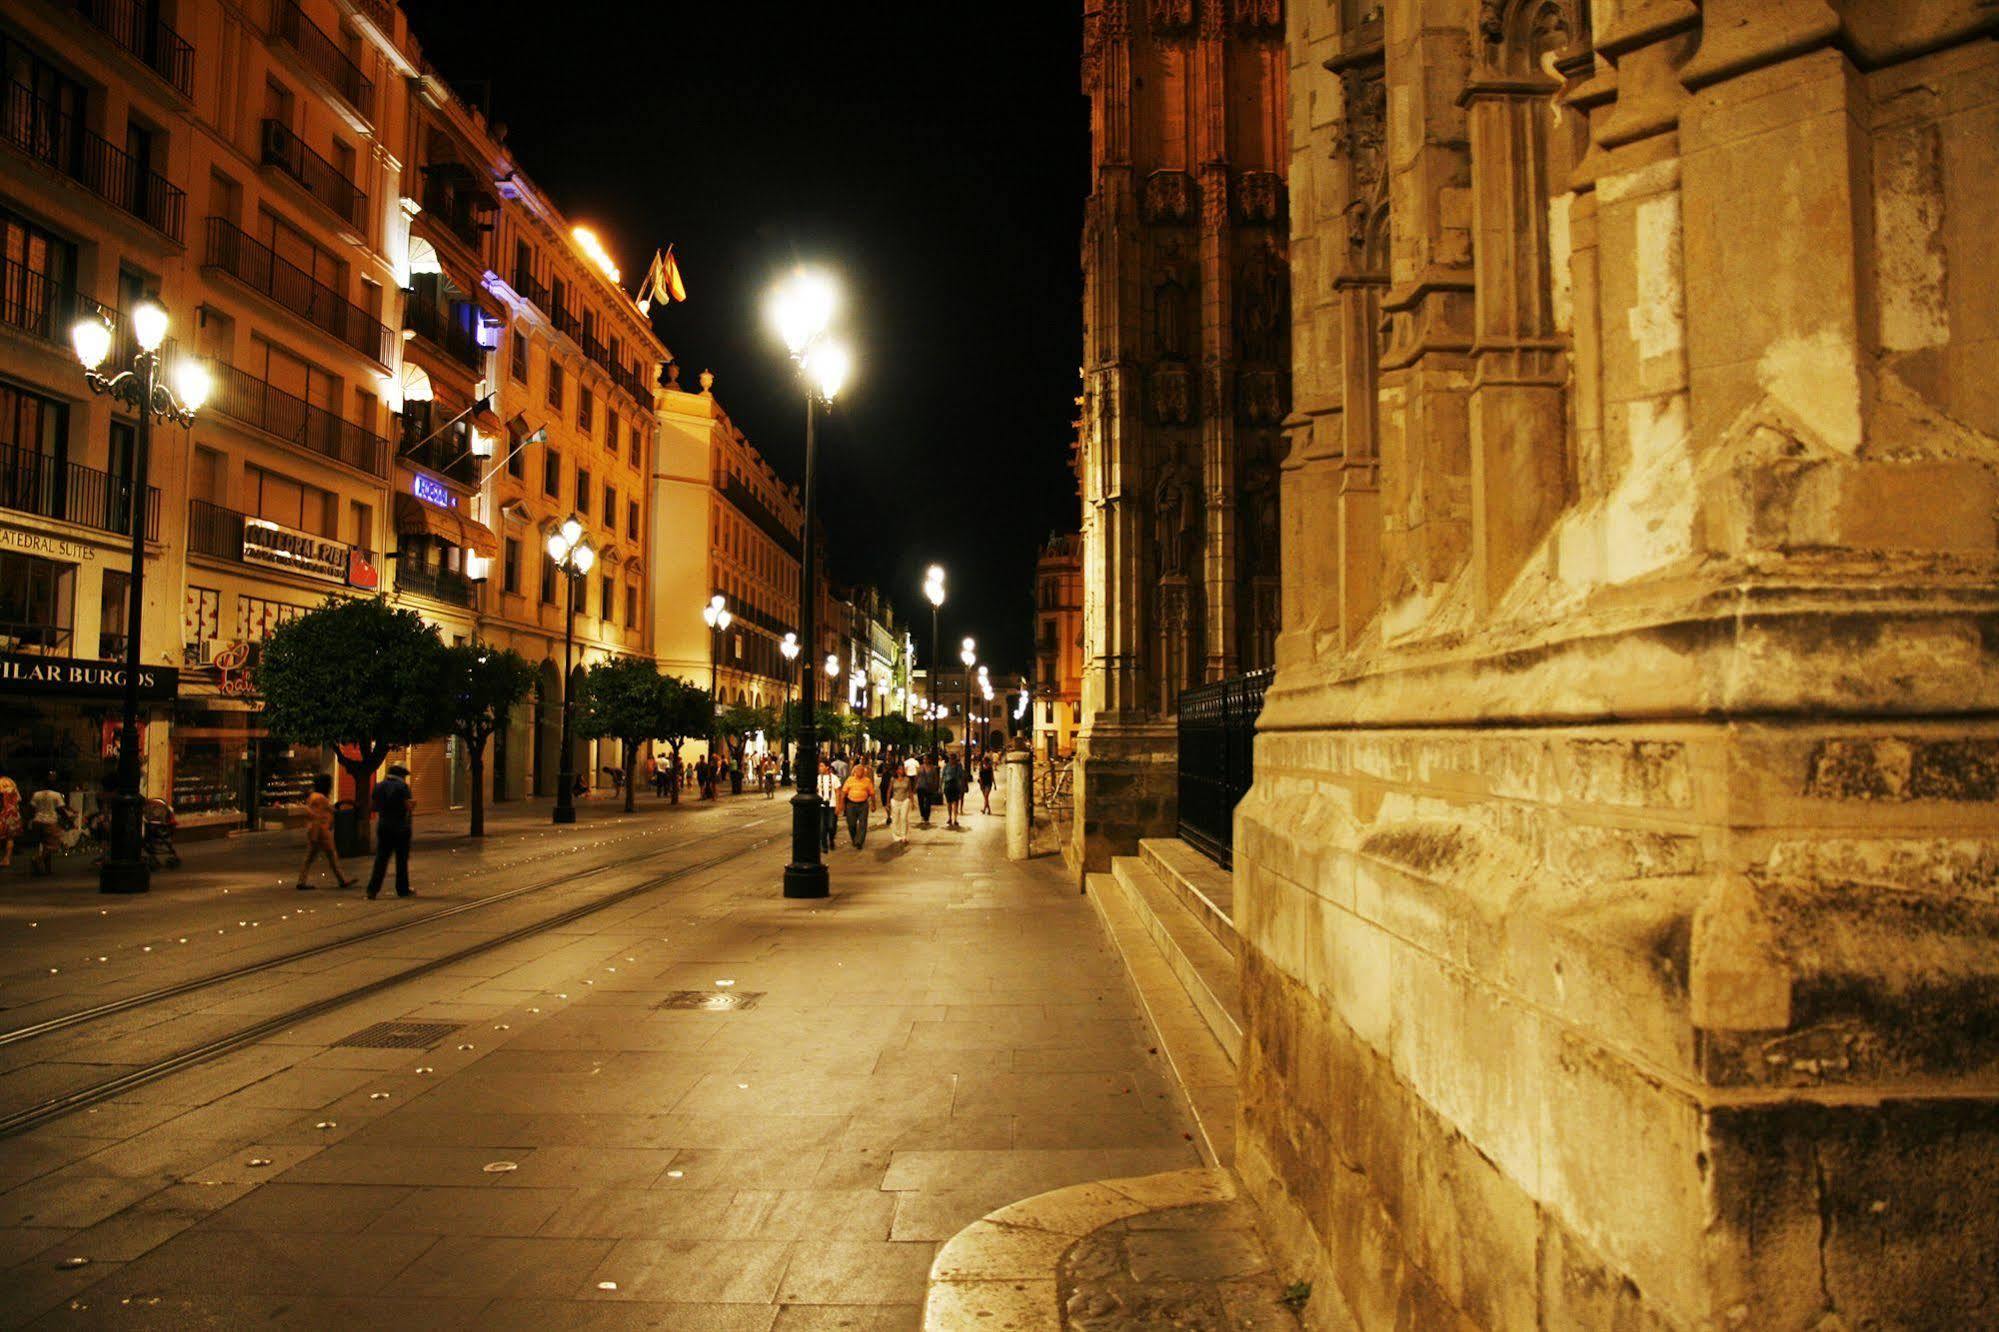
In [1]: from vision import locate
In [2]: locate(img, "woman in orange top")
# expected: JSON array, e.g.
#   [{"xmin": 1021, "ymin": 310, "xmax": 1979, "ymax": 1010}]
[
  {"xmin": 297, "ymin": 773, "xmax": 352, "ymax": 890},
  {"xmin": 840, "ymin": 762, "xmax": 877, "ymax": 850}
]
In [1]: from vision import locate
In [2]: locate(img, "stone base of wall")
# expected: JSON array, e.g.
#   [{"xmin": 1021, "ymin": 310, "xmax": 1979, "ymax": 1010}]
[
  {"xmin": 1232, "ymin": 615, "xmax": 1999, "ymax": 1327},
  {"xmin": 1071, "ymin": 719, "xmax": 1178, "ymax": 879}
]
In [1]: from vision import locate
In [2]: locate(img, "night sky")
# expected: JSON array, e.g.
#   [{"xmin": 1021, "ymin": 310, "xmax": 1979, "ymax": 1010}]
[{"xmin": 406, "ymin": 3, "xmax": 1091, "ymax": 674}]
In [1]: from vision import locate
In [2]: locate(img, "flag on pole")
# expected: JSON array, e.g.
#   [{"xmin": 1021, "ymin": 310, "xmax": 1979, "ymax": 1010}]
[{"xmin": 636, "ymin": 246, "xmax": 688, "ymax": 313}]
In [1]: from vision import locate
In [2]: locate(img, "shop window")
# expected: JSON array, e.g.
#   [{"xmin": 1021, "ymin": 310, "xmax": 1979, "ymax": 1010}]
[
  {"xmin": 509, "ymin": 327, "xmax": 528, "ymax": 382},
  {"xmin": 503, "ymin": 537, "xmax": 520, "ymax": 594},
  {"xmin": 601, "ymin": 575, "xmax": 614, "ymax": 624},
  {"xmin": 542, "ymin": 447, "xmax": 560, "ymax": 497},
  {"xmin": 98, "ymin": 569, "xmax": 129, "ymax": 660},
  {"xmin": 0, "ymin": 549, "xmax": 73, "ymax": 653}
]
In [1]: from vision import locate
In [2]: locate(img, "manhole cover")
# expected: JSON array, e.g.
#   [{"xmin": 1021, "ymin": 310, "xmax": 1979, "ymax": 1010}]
[
  {"xmin": 655, "ymin": 991, "xmax": 762, "ymax": 1012},
  {"xmin": 334, "ymin": 1021, "xmax": 462, "ymax": 1049}
]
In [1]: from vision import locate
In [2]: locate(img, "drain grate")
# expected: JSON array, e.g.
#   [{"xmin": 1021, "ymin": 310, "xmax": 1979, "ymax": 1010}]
[
  {"xmin": 655, "ymin": 991, "xmax": 762, "ymax": 1012},
  {"xmin": 334, "ymin": 1020, "xmax": 462, "ymax": 1049}
]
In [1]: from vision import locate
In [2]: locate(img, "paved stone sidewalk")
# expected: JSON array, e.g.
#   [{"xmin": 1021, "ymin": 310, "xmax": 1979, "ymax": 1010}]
[{"xmin": 0, "ymin": 792, "xmax": 1201, "ymax": 1327}]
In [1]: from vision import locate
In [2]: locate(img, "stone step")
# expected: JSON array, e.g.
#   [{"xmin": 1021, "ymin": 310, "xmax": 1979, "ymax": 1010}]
[
  {"xmin": 1110, "ymin": 856, "xmax": 1244, "ymax": 1066},
  {"xmin": 1088, "ymin": 864, "xmax": 1240, "ymax": 1168},
  {"xmin": 1138, "ymin": 837, "xmax": 1238, "ymax": 959}
]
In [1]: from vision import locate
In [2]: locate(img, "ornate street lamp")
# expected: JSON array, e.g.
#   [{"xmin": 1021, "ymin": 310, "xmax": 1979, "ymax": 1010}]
[
  {"xmin": 778, "ymin": 631, "xmax": 799, "ymax": 785},
  {"xmin": 546, "ymin": 516, "xmax": 595, "ymax": 825},
  {"xmin": 72, "ymin": 304, "xmax": 209, "ymax": 894},
  {"xmin": 959, "ymin": 637, "xmax": 977, "ymax": 760},
  {"xmin": 923, "ymin": 565, "xmax": 945, "ymax": 756},
  {"xmin": 702, "ymin": 593, "xmax": 731, "ymax": 756},
  {"xmin": 768, "ymin": 267, "xmax": 851, "ymax": 899}
]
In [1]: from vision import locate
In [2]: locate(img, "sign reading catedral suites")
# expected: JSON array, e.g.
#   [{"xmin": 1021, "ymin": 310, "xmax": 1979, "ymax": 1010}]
[
  {"xmin": 0, "ymin": 653, "xmax": 179, "ymax": 700},
  {"xmin": 0, "ymin": 524, "xmax": 98, "ymax": 562}
]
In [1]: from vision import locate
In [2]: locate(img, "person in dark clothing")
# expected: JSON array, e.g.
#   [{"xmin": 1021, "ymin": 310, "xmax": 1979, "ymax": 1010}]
[{"xmin": 366, "ymin": 762, "xmax": 415, "ymax": 899}]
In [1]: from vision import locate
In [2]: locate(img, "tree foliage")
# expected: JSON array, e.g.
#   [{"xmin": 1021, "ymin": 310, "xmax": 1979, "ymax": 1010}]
[
  {"xmin": 654, "ymin": 677, "xmax": 711, "ymax": 759},
  {"xmin": 438, "ymin": 643, "xmax": 536, "ymax": 835},
  {"xmin": 576, "ymin": 656, "xmax": 671, "ymax": 812},
  {"xmin": 869, "ymin": 713, "xmax": 923, "ymax": 754},
  {"xmin": 255, "ymin": 597, "xmax": 446, "ymax": 781},
  {"xmin": 715, "ymin": 703, "xmax": 776, "ymax": 759}
]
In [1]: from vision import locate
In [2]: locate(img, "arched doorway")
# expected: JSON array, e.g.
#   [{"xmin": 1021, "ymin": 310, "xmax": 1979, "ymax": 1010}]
[{"xmin": 532, "ymin": 659, "xmax": 560, "ymax": 797}]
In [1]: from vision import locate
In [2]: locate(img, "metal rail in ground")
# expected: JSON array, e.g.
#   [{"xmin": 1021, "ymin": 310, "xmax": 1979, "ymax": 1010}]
[{"xmin": 0, "ymin": 829, "xmax": 779, "ymax": 1140}]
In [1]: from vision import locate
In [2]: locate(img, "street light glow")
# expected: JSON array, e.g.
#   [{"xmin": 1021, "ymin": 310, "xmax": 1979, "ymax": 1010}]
[
  {"xmin": 769, "ymin": 268, "xmax": 839, "ymax": 355},
  {"xmin": 131, "ymin": 302, "xmax": 169, "ymax": 352},
  {"xmin": 825, "ymin": 654, "xmax": 841, "ymax": 677},
  {"xmin": 571, "ymin": 226, "xmax": 621, "ymax": 283},
  {"xmin": 780, "ymin": 632, "xmax": 800, "ymax": 661},
  {"xmin": 924, "ymin": 566, "xmax": 945, "ymax": 607},
  {"xmin": 70, "ymin": 317, "xmax": 111, "ymax": 370},
  {"xmin": 806, "ymin": 340, "xmax": 852, "ymax": 400},
  {"xmin": 171, "ymin": 359, "xmax": 213, "ymax": 413}
]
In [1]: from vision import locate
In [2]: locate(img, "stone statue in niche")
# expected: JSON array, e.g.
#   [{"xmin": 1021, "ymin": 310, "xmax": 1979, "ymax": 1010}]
[
  {"xmin": 1236, "ymin": 368, "xmax": 1285, "ymax": 426},
  {"xmin": 1241, "ymin": 455, "xmax": 1281, "ymax": 577},
  {"xmin": 1149, "ymin": 363, "xmax": 1193, "ymax": 425},
  {"xmin": 1154, "ymin": 462, "xmax": 1199, "ymax": 578},
  {"xmin": 1235, "ymin": 242, "xmax": 1288, "ymax": 364},
  {"xmin": 1142, "ymin": 170, "xmax": 1195, "ymax": 225},
  {"xmin": 1149, "ymin": 0, "xmax": 1194, "ymax": 35},
  {"xmin": 1154, "ymin": 262, "xmax": 1194, "ymax": 361},
  {"xmin": 1235, "ymin": 172, "xmax": 1283, "ymax": 225},
  {"xmin": 1233, "ymin": 0, "xmax": 1281, "ymax": 32}
]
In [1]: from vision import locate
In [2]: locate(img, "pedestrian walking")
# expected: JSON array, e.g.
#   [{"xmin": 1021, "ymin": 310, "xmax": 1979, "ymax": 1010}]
[
  {"xmin": 760, "ymin": 753, "xmax": 779, "ymax": 798},
  {"xmin": 888, "ymin": 760, "xmax": 916, "ymax": 844},
  {"xmin": 943, "ymin": 753, "xmax": 968, "ymax": 829},
  {"xmin": 832, "ymin": 752, "xmax": 850, "ymax": 783},
  {"xmin": 840, "ymin": 760, "xmax": 876, "ymax": 849},
  {"xmin": 0, "ymin": 775, "xmax": 19, "ymax": 869},
  {"xmin": 916, "ymin": 756, "xmax": 940, "ymax": 826},
  {"xmin": 296, "ymin": 773, "xmax": 351, "ymax": 890},
  {"xmin": 816, "ymin": 757, "xmax": 840, "ymax": 853},
  {"xmin": 27, "ymin": 774, "xmax": 71, "ymax": 875},
  {"xmin": 365, "ymin": 762, "xmax": 415, "ymax": 899},
  {"xmin": 978, "ymin": 755, "xmax": 995, "ymax": 814}
]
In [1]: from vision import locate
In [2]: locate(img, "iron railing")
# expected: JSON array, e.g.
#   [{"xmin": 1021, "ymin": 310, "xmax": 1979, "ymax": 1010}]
[
  {"xmin": 418, "ymin": 175, "xmax": 491, "ymax": 253},
  {"xmin": 260, "ymin": 119, "xmax": 366, "ymax": 229},
  {"xmin": 611, "ymin": 358, "xmax": 653, "ymax": 404},
  {"xmin": 395, "ymin": 561, "xmax": 475, "ymax": 607},
  {"xmin": 398, "ymin": 416, "xmax": 480, "ymax": 486},
  {"xmin": 0, "ymin": 620, "xmax": 73, "ymax": 654},
  {"xmin": 188, "ymin": 497, "xmax": 372, "ymax": 576},
  {"xmin": 0, "ymin": 440, "xmax": 160, "ymax": 539},
  {"xmin": 272, "ymin": 0, "xmax": 373, "ymax": 118},
  {"xmin": 61, "ymin": 0, "xmax": 195, "ymax": 96},
  {"xmin": 1176, "ymin": 667, "xmax": 1273, "ymax": 869},
  {"xmin": 551, "ymin": 302, "xmax": 581, "ymax": 342},
  {"xmin": 0, "ymin": 258, "xmax": 112, "ymax": 346},
  {"xmin": 203, "ymin": 217, "xmax": 390, "ymax": 364},
  {"xmin": 719, "ymin": 472, "xmax": 802, "ymax": 558},
  {"xmin": 2, "ymin": 82, "xmax": 186, "ymax": 241},
  {"xmin": 208, "ymin": 362, "xmax": 392, "ymax": 476},
  {"xmin": 403, "ymin": 295, "xmax": 483, "ymax": 370},
  {"xmin": 511, "ymin": 261, "xmax": 547, "ymax": 311}
]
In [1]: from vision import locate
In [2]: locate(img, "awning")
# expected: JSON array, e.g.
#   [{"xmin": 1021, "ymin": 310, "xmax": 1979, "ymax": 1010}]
[
  {"xmin": 472, "ymin": 402, "xmax": 505, "ymax": 436},
  {"xmin": 395, "ymin": 492, "xmax": 500, "ymax": 558}
]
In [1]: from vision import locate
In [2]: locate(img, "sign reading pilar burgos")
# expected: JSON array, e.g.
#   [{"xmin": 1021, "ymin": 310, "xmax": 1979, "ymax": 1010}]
[{"xmin": 0, "ymin": 653, "xmax": 180, "ymax": 700}]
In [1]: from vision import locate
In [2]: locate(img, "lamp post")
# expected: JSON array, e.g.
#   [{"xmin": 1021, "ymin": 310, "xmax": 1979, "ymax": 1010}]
[
  {"xmin": 702, "ymin": 593, "xmax": 731, "ymax": 762},
  {"xmin": 769, "ymin": 268, "xmax": 851, "ymax": 900},
  {"xmin": 923, "ymin": 565, "xmax": 945, "ymax": 756},
  {"xmin": 546, "ymin": 516, "xmax": 595, "ymax": 825},
  {"xmin": 959, "ymin": 637, "xmax": 977, "ymax": 761},
  {"xmin": 778, "ymin": 631, "xmax": 799, "ymax": 785},
  {"xmin": 71, "ymin": 304, "xmax": 209, "ymax": 894},
  {"xmin": 979, "ymin": 667, "xmax": 992, "ymax": 754}
]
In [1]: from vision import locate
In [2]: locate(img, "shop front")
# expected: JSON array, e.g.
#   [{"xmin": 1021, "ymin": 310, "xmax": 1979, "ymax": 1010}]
[
  {"xmin": 0, "ymin": 650, "xmax": 177, "ymax": 818},
  {"xmin": 168, "ymin": 695, "xmax": 333, "ymax": 836}
]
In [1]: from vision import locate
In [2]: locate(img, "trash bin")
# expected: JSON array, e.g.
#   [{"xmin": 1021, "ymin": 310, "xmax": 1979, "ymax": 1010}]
[{"xmin": 334, "ymin": 800, "xmax": 366, "ymax": 857}]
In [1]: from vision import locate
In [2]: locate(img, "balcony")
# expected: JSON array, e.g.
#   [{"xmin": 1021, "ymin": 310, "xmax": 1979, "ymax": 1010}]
[
  {"xmin": 398, "ymin": 416, "xmax": 480, "ymax": 487},
  {"xmin": 719, "ymin": 473, "xmax": 802, "ymax": 558},
  {"xmin": 0, "ymin": 620, "xmax": 73, "ymax": 655},
  {"xmin": 418, "ymin": 174, "xmax": 492, "ymax": 255},
  {"xmin": 60, "ymin": 0, "xmax": 194, "ymax": 97},
  {"xmin": 580, "ymin": 330, "xmax": 608, "ymax": 371},
  {"xmin": 403, "ymin": 295, "xmax": 483, "ymax": 372},
  {"xmin": 209, "ymin": 362, "xmax": 391, "ymax": 477},
  {"xmin": 0, "ymin": 440, "xmax": 160, "ymax": 539},
  {"xmin": 2, "ymin": 83, "xmax": 186, "ymax": 242},
  {"xmin": 395, "ymin": 561, "xmax": 475, "ymax": 607},
  {"xmin": 0, "ymin": 257, "xmax": 112, "ymax": 348},
  {"xmin": 612, "ymin": 359, "xmax": 654, "ymax": 404},
  {"xmin": 260, "ymin": 120, "xmax": 366, "ymax": 230},
  {"xmin": 273, "ymin": 0, "xmax": 373, "ymax": 119},
  {"xmin": 203, "ymin": 218, "xmax": 390, "ymax": 364},
  {"xmin": 511, "ymin": 261, "xmax": 547, "ymax": 311},
  {"xmin": 188, "ymin": 498, "xmax": 374, "ymax": 581},
  {"xmin": 551, "ymin": 302, "xmax": 581, "ymax": 342}
]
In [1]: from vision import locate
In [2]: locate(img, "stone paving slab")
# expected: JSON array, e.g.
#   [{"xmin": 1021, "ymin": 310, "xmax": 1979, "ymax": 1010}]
[{"xmin": 0, "ymin": 793, "xmax": 1201, "ymax": 1326}]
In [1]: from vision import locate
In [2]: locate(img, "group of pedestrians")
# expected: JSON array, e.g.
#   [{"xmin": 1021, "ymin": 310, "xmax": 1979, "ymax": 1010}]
[
  {"xmin": 0, "ymin": 772, "xmax": 79, "ymax": 875},
  {"xmin": 813, "ymin": 750, "xmax": 996, "ymax": 850},
  {"xmin": 295, "ymin": 764, "xmax": 414, "ymax": 898}
]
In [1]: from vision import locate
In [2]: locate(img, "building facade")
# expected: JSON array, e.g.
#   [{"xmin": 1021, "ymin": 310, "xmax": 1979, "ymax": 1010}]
[
  {"xmin": 1032, "ymin": 530, "xmax": 1081, "ymax": 759},
  {"xmin": 650, "ymin": 366, "xmax": 800, "ymax": 759},
  {"xmin": 1238, "ymin": 2, "xmax": 1999, "ymax": 1326},
  {"xmin": 1073, "ymin": 0, "xmax": 1288, "ymax": 873}
]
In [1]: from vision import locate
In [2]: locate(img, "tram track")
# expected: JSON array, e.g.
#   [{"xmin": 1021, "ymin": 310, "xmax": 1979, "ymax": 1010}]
[{"xmin": 0, "ymin": 824, "xmax": 780, "ymax": 1141}]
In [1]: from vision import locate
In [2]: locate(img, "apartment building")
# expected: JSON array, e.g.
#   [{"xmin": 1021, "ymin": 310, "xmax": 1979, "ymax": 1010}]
[
  {"xmin": 1033, "ymin": 530, "xmax": 1081, "ymax": 758},
  {"xmin": 651, "ymin": 365, "xmax": 800, "ymax": 759}
]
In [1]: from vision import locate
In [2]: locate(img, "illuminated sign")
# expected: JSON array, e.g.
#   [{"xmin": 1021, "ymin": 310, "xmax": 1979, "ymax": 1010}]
[
  {"xmin": 412, "ymin": 475, "xmax": 457, "ymax": 509},
  {"xmin": 0, "ymin": 653, "xmax": 177, "ymax": 700},
  {"xmin": 242, "ymin": 518, "xmax": 350, "ymax": 584}
]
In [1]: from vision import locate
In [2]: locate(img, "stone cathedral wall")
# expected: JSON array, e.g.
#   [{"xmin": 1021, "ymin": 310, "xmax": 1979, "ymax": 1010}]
[{"xmin": 1244, "ymin": 1, "xmax": 1999, "ymax": 1326}]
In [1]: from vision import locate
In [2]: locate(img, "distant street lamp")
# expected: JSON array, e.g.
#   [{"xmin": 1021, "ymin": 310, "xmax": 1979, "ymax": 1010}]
[
  {"xmin": 923, "ymin": 565, "xmax": 945, "ymax": 755},
  {"xmin": 72, "ymin": 303, "xmax": 209, "ymax": 894},
  {"xmin": 546, "ymin": 515, "xmax": 596, "ymax": 825},
  {"xmin": 702, "ymin": 593, "xmax": 731, "ymax": 755},
  {"xmin": 778, "ymin": 631, "xmax": 799, "ymax": 785},
  {"xmin": 959, "ymin": 637, "xmax": 977, "ymax": 759},
  {"xmin": 769, "ymin": 267, "xmax": 852, "ymax": 899}
]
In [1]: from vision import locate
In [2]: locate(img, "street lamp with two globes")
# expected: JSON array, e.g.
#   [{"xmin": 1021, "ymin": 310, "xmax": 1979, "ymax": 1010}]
[{"xmin": 546, "ymin": 516, "xmax": 595, "ymax": 825}]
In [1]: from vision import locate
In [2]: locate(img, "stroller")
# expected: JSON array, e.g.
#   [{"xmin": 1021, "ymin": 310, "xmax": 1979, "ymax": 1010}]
[{"xmin": 142, "ymin": 798, "xmax": 180, "ymax": 870}]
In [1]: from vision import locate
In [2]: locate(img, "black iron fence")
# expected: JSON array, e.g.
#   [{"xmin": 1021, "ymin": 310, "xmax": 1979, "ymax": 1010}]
[
  {"xmin": 0, "ymin": 257, "xmax": 111, "ymax": 346},
  {"xmin": 260, "ymin": 119, "xmax": 366, "ymax": 228},
  {"xmin": 209, "ymin": 362, "xmax": 392, "ymax": 477},
  {"xmin": 63, "ymin": 0, "xmax": 195, "ymax": 97},
  {"xmin": 202, "ymin": 217, "xmax": 390, "ymax": 364},
  {"xmin": 0, "ymin": 441, "xmax": 160, "ymax": 540},
  {"xmin": 2, "ymin": 82, "xmax": 186, "ymax": 241},
  {"xmin": 1176, "ymin": 667, "xmax": 1272, "ymax": 870},
  {"xmin": 273, "ymin": 0, "xmax": 373, "ymax": 117}
]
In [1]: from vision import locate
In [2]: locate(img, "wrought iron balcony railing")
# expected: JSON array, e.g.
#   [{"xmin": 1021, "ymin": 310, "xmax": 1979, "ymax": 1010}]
[
  {"xmin": 209, "ymin": 362, "xmax": 391, "ymax": 477},
  {"xmin": 395, "ymin": 561, "xmax": 475, "ymax": 607},
  {"xmin": 418, "ymin": 176, "xmax": 491, "ymax": 253},
  {"xmin": 60, "ymin": 0, "xmax": 195, "ymax": 96},
  {"xmin": 203, "ymin": 217, "xmax": 390, "ymax": 364},
  {"xmin": 403, "ymin": 296, "xmax": 483, "ymax": 371},
  {"xmin": 0, "ymin": 257, "xmax": 112, "ymax": 347},
  {"xmin": 511, "ymin": 261, "xmax": 547, "ymax": 311},
  {"xmin": 2, "ymin": 82, "xmax": 186, "ymax": 241},
  {"xmin": 0, "ymin": 440, "xmax": 160, "ymax": 540},
  {"xmin": 273, "ymin": 0, "xmax": 373, "ymax": 118},
  {"xmin": 260, "ymin": 119, "xmax": 366, "ymax": 229}
]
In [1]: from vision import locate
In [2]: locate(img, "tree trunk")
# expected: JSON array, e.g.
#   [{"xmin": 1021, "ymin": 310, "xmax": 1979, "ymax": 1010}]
[
  {"xmin": 623, "ymin": 736, "xmax": 637, "ymax": 814},
  {"xmin": 669, "ymin": 743, "xmax": 682, "ymax": 804},
  {"xmin": 468, "ymin": 738, "xmax": 487, "ymax": 837}
]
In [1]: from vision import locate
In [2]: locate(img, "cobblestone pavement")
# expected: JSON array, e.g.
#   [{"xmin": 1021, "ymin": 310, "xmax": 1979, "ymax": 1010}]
[
  {"xmin": 1060, "ymin": 1201, "xmax": 1301, "ymax": 1331},
  {"xmin": 0, "ymin": 789, "xmax": 1200, "ymax": 1328}
]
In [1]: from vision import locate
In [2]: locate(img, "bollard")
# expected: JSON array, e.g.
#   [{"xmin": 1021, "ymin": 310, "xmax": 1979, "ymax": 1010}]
[{"xmin": 1004, "ymin": 751, "xmax": 1031, "ymax": 861}]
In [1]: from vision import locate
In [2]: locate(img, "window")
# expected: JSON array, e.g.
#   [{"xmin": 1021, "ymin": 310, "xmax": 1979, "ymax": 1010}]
[
  {"xmin": 627, "ymin": 499, "xmax": 639, "ymax": 538},
  {"xmin": 603, "ymin": 484, "xmax": 616, "ymax": 529},
  {"xmin": 625, "ymin": 583, "xmax": 637, "ymax": 628},
  {"xmin": 540, "ymin": 552, "xmax": 557, "ymax": 604},
  {"xmin": 606, "ymin": 408, "xmax": 619, "ymax": 450},
  {"xmin": 575, "ymin": 467, "xmax": 591, "ymax": 514},
  {"xmin": 547, "ymin": 359, "xmax": 564, "ymax": 410},
  {"xmin": 506, "ymin": 436, "xmax": 525, "ymax": 479},
  {"xmin": 601, "ymin": 575, "xmax": 614, "ymax": 624},
  {"xmin": 245, "ymin": 465, "xmax": 336, "ymax": 536},
  {"xmin": 578, "ymin": 383, "xmax": 593, "ymax": 431},
  {"xmin": 350, "ymin": 499, "xmax": 372, "ymax": 551},
  {"xmin": 0, "ymin": 550, "xmax": 74, "ymax": 654},
  {"xmin": 191, "ymin": 446, "xmax": 225, "ymax": 504},
  {"xmin": 98, "ymin": 569, "xmax": 129, "ymax": 659},
  {"xmin": 509, "ymin": 328, "xmax": 528, "ymax": 381},
  {"xmin": 0, "ymin": 381, "xmax": 69, "ymax": 472},
  {"xmin": 542, "ymin": 448, "xmax": 561, "ymax": 497},
  {"xmin": 502, "ymin": 537, "xmax": 521, "ymax": 594}
]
